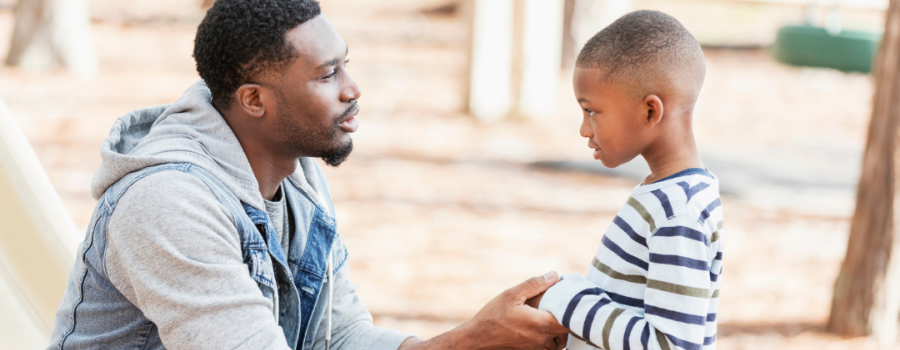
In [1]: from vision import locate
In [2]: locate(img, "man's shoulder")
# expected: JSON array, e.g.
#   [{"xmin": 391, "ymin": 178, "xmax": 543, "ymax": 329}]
[{"xmin": 109, "ymin": 169, "xmax": 234, "ymax": 226}]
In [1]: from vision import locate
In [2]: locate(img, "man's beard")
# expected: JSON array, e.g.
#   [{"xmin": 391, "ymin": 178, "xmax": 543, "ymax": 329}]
[
  {"xmin": 321, "ymin": 140, "xmax": 353, "ymax": 167},
  {"xmin": 275, "ymin": 94, "xmax": 355, "ymax": 167}
]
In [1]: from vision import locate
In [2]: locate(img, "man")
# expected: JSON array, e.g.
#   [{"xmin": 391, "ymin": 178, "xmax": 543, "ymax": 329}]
[{"xmin": 47, "ymin": 1, "xmax": 568, "ymax": 349}]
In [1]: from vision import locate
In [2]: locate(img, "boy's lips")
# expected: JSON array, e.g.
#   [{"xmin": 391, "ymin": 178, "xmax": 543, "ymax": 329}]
[{"xmin": 592, "ymin": 147, "xmax": 602, "ymax": 160}]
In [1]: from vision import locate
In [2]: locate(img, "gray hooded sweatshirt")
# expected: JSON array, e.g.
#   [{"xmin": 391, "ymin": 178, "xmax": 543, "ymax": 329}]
[{"xmin": 62, "ymin": 81, "xmax": 411, "ymax": 349}]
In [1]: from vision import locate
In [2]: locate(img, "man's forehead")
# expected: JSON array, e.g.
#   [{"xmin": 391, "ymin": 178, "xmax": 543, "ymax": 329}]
[{"xmin": 284, "ymin": 15, "xmax": 347, "ymax": 66}]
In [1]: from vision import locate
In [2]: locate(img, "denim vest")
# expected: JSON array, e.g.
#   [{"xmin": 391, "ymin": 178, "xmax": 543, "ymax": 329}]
[{"xmin": 49, "ymin": 163, "xmax": 348, "ymax": 349}]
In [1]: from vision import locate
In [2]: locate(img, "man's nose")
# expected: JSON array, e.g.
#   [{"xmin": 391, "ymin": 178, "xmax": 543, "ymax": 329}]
[{"xmin": 341, "ymin": 75, "xmax": 361, "ymax": 102}]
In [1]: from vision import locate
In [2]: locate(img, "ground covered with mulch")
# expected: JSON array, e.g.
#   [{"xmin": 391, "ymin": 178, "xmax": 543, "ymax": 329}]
[{"xmin": 0, "ymin": 0, "xmax": 891, "ymax": 348}]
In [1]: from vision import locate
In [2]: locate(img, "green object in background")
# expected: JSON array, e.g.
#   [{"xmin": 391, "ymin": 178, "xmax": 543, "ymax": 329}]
[{"xmin": 771, "ymin": 25, "xmax": 882, "ymax": 73}]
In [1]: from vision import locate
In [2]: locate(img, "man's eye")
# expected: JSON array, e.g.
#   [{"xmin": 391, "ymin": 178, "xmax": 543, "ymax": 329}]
[{"xmin": 322, "ymin": 71, "xmax": 336, "ymax": 79}]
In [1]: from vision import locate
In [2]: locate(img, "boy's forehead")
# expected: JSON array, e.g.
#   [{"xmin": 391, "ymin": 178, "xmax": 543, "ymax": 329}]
[{"xmin": 573, "ymin": 67, "xmax": 617, "ymax": 99}]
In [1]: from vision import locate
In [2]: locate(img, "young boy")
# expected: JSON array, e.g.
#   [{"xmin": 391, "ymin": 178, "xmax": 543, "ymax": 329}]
[{"xmin": 532, "ymin": 10, "xmax": 723, "ymax": 350}]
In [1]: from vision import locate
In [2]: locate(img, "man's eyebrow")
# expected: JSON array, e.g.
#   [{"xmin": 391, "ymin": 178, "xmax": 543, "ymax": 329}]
[
  {"xmin": 315, "ymin": 46, "xmax": 350, "ymax": 70},
  {"xmin": 316, "ymin": 58, "xmax": 340, "ymax": 70}
]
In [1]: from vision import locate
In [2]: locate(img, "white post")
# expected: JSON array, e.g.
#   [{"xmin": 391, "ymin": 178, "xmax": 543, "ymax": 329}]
[
  {"xmin": 518, "ymin": 0, "xmax": 565, "ymax": 119},
  {"xmin": 571, "ymin": 0, "xmax": 632, "ymax": 54},
  {"xmin": 469, "ymin": 0, "xmax": 515, "ymax": 122}
]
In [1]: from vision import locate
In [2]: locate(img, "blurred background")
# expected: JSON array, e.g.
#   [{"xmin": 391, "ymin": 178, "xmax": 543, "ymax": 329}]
[{"xmin": 0, "ymin": 0, "xmax": 893, "ymax": 349}]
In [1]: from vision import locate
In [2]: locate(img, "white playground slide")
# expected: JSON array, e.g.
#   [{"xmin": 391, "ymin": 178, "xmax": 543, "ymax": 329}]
[{"xmin": 0, "ymin": 97, "xmax": 81, "ymax": 349}]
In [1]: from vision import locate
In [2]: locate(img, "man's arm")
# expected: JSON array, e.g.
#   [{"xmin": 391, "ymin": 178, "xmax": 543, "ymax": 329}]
[
  {"xmin": 105, "ymin": 172, "xmax": 291, "ymax": 350},
  {"xmin": 398, "ymin": 271, "xmax": 569, "ymax": 350},
  {"xmin": 537, "ymin": 216, "xmax": 715, "ymax": 350},
  {"xmin": 311, "ymin": 255, "xmax": 412, "ymax": 350}
]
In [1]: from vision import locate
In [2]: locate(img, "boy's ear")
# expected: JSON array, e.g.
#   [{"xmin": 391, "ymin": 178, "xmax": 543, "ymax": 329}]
[
  {"xmin": 643, "ymin": 94, "xmax": 664, "ymax": 128},
  {"xmin": 236, "ymin": 83, "xmax": 267, "ymax": 119}
]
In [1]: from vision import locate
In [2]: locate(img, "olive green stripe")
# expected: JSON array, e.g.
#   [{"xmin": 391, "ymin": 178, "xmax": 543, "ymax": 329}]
[
  {"xmin": 570, "ymin": 332, "xmax": 602, "ymax": 348},
  {"xmin": 647, "ymin": 279, "xmax": 711, "ymax": 298},
  {"xmin": 656, "ymin": 329, "xmax": 672, "ymax": 350},
  {"xmin": 603, "ymin": 308, "xmax": 626, "ymax": 350},
  {"xmin": 626, "ymin": 197, "xmax": 656, "ymax": 232},
  {"xmin": 712, "ymin": 289, "xmax": 720, "ymax": 298},
  {"xmin": 593, "ymin": 257, "xmax": 648, "ymax": 284},
  {"xmin": 711, "ymin": 221, "xmax": 724, "ymax": 243}
]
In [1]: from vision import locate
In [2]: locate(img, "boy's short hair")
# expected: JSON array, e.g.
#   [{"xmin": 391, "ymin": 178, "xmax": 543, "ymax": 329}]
[
  {"xmin": 576, "ymin": 10, "xmax": 705, "ymax": 103},
  {"xmin": 193, "ymin": 0, "xmax": 321, "ymax": 112}
]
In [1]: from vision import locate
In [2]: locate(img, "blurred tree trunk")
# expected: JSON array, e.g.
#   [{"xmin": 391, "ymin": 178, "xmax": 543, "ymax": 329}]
[
  {"xmin": 828, "ymin": 0, "xmax": 900, "ymax": 344},
  {"xmin": 5, "ymin": 0, "xmax": 96, "ymax": 77}
]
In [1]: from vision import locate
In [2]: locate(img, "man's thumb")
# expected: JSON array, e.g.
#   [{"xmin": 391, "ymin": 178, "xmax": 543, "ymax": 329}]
[{"xmin": 514, "ymin": 271, "xmax": 558, "ymax": 299}]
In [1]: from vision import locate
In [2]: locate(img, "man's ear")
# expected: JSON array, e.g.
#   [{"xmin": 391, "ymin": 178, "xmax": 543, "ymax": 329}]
[
  {"xmin": 235, "ymin": 84, "xmax": 267, "ymax": 119},
  {"xmin": 643, "ymin": 94, "xmax": 664, "ymax": 128}
]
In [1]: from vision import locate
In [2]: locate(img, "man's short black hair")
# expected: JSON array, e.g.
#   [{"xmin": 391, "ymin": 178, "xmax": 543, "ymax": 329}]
[
  {"xmin": 577, "ymin": 10, "xmax": 705, "ymax": 103},
  {"xmin": 194, "ymin": 0, "xmax": 321, "ymax": 111}
]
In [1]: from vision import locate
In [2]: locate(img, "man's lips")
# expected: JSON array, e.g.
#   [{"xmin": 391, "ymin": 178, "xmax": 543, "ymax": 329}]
[{"xmin": 338, "ymin": 104, "xmax": 359, "ymax": 133}]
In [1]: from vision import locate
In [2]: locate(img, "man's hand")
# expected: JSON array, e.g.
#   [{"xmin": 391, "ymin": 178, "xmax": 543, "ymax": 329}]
[
  {"xmin": 400, "ymin": 271, "xmax": 570, "ymax": 350},
  {"xmin": 524, "ymin": 292, "xmax": 566, "ymax": 350}
]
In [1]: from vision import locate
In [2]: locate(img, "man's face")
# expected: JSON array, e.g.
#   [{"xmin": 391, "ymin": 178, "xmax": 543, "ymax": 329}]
[
  {"xmin": 270, "ymin": 15, "xmax": 360, "ymax": 166},
  {"xmin": 573, "ymin": 67, "xmax": 650, "ymax": 168}
]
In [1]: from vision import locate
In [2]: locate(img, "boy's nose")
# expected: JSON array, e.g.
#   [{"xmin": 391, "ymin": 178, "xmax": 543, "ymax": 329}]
[{"xmin": 579, "ymin": 117, "xmax": 593, "ymax": 138}]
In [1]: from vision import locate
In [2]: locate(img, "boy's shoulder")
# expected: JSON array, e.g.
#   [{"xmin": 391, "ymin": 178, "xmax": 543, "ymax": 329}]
[{"xmin": 623, "ymin": 169, "xmax": 723, "ymax": 234}]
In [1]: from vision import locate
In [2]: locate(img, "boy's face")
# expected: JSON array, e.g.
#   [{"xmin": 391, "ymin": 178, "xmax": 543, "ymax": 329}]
[{"xmin": 573, "ymin": 67, "xmax": 651, "ymax": 168}]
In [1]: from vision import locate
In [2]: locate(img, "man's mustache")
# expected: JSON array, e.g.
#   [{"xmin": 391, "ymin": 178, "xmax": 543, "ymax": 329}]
[{"xmin": 337, "ymin": 101, "xmax": 359, "ymax": 122}]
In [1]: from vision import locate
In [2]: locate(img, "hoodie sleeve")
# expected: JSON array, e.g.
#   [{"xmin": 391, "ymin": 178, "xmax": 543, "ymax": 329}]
[
  {"xmin": 105, "ymin": 171, "xmax": 292, "ymax": 350},
  {"xmin": 310, "ymin": 253, "xmax": 414, "ymax": 350}
]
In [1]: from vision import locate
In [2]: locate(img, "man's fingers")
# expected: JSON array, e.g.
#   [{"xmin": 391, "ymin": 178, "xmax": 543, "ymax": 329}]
[
  {"xmin": 509, "ymin": 271, "xmax": 558, "ymax": 302},
  {"xmin": 528, "ymin": 308, "xmax": 570, "ymax": 334}
]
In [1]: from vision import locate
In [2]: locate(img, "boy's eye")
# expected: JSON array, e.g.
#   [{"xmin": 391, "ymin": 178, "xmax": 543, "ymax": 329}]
[
  {"xmin": 322, "ymin": 71, "xmax": 337, "ymax": 80},
  {"xmin": 584, "ymin": 109, "xmax": 596, "ymax": 117}
]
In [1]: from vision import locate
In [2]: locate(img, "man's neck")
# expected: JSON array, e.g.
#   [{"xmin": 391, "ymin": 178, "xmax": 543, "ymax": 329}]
[
  {"xmin": 223, "ymin": 111, "xmax": 297, "ymax": 201},
  {"xmin": 641, "ymin": 123, "xmax": 704, "ymax": 185}
]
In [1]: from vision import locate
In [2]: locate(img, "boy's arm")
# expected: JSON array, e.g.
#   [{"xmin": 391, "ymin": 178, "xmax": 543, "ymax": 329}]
[{"xmin": 539, "ymin": 216, "xmax": 716, "ymax": 350}]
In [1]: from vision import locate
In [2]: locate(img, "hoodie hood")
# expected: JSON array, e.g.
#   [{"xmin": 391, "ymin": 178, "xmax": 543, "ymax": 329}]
[{"xmin": 92, "ymin": 80, "xmax": 329, "ymax": 211}]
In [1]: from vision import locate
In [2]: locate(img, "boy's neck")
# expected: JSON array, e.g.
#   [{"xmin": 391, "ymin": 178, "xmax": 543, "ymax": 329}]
[{"xmin": 641, "ymin": 125, "xmax": 704, "ymax": 185}]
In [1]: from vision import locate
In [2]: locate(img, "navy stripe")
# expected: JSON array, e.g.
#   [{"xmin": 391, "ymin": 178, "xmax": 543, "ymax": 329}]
[
  {"xmin": 654, "ymin": 226, "xmax": 708, "ymax": 244},
  {"xmin": 607, "ymin": 290, "xmax": 645, "ymax": 309},
  {"xmin": 603, "ymin": 237, "xmax": 649, "ymax": 270},
  {"xmin": 706, "ymin": 313, "xmax": 717, "ymax": 322},
  {"xmin": 676, "ymin": 181, "xmax": 710, "ymax": 202},
  {"xmin": 651, "ymin": 189, "xmax": 674, "ymax": 218},
  {"xmin": 562, "ymin": 288, "xmax": 602, "ymax": 329},
  {"xmin": 583, "ymin": 299, "xmax": 612, "ymax": 342},
  {"xmin": 704, "ymin": 334, "xmax": 716, "ymax": 345},
  {"xmin": 649, "ymin": 253, "xmax": 708, "ymax": 270},
  {"xmin": 614, "ymin": 216, "xmax": 648, "ymax": 247},
  {"xmin": 715, "ymin": 251, "xmax": 723, "ymax": 260},
  {"xmin": 623, "ymin": 317, "xmax": 640, "ymax": 350},
  {"xmin": 699, "ymin": 198, "xmax": 722, "ymax": 222},
  {"xmin": 652, "ymin": 168, "xmax": 713, "ymax": 183},
  {"xmin": 710, "ymin": 271, "xmax": 719, "ymax": 282},
  {"xmin": 640, "ymin": 324, "xmax": 649, "ymax": 350},
  {"xmin": 663, "ymin": 333, "xmax": 703, "ymax": 350},
  {"xmin": 645, "ymin": 305, "xmax": 706, "ymax": 326}
]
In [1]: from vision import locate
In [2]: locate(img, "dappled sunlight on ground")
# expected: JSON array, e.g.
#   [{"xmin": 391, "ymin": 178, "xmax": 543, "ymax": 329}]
[{"xmin": 0, "ymin": 0, "xmax": 891, "ymax": 348}]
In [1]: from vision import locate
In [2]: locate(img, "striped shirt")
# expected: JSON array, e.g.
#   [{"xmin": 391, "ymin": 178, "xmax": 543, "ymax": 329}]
[{"xmin": 539, "ymin": 168, "xmax": 724, "ymax": 350}]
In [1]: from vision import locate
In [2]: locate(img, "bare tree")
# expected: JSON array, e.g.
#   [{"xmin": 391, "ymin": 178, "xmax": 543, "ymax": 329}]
[
  {"xmin": 5, "ymin": 0, "xmax": 96, "ymax": 77},
  {"xmin": 828, "ymin": 0, "xmax": 900, "ymax": 344}
]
